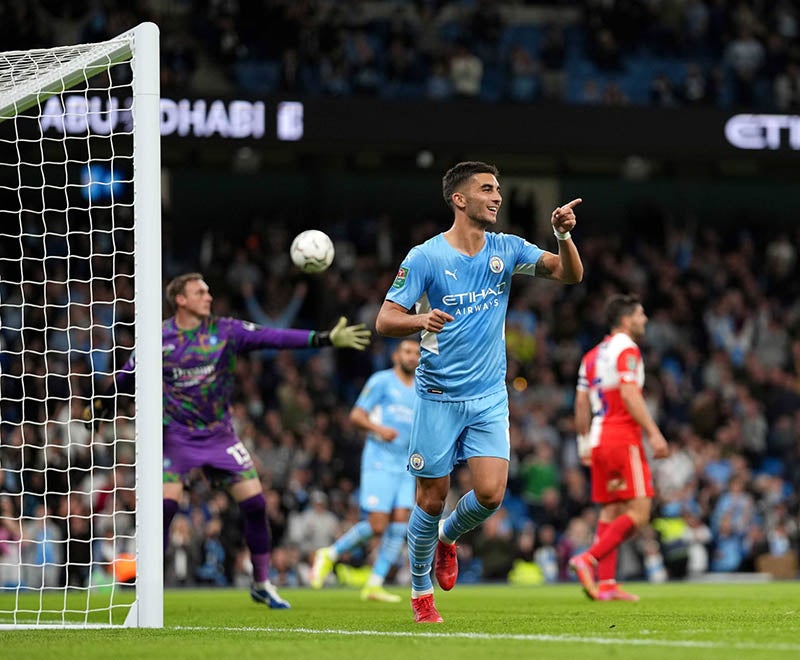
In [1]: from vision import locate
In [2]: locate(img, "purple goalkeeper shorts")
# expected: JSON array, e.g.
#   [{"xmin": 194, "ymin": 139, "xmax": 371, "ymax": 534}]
[{"xmin": 163, "ymin": 425, "xmax": 257, "ymax": 485}]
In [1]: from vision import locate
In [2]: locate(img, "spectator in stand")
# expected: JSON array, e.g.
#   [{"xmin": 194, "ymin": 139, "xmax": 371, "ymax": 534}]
[{"xmin": 449, "ymin": 42, "xmax": 483, "ymax": 98}]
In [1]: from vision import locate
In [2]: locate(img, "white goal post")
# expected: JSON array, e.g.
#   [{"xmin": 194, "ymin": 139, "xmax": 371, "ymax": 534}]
[{"xmin": 0, "ymin": 23, "xmax": 162, "ymax": 628}]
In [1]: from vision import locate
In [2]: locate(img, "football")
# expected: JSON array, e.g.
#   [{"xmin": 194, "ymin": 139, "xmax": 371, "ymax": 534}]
[{"xmin": 290, "ymin": 229, "xmax": 335, "ymax": 273}]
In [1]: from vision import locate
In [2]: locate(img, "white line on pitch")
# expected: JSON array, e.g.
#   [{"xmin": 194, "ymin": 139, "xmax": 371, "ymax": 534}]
[{"xmin": 174, "ymin": 626, "xmax": 800, "ymax": 652}]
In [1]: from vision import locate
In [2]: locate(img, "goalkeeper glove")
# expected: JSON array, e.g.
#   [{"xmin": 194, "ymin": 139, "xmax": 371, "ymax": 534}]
[
  {"xmin": 317, "ymin": 317, "xmax": 371, "ymax": 351},
  {"xmin": 81, "ymin": 397, "xmax": 114, "ymax": 430}
]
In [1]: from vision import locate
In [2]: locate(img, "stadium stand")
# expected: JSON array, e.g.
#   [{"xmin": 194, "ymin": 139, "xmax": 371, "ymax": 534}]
[{"xmin": 1, "ymin": 0, "xmax": 798, "ymax": 589}]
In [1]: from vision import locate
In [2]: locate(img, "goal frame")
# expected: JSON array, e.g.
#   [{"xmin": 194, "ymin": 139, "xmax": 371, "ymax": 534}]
[{"xmin": 0, "ymin": 21, "xmax": 163, "ymax": 629}]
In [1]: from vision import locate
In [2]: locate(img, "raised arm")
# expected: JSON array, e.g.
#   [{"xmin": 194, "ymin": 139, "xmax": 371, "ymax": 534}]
[
  {"xmin": 375, "ymin": 300, "xmax": 454, "ymax": 338},
  {"xmin": 534, "ymin": 198, "xmax": 584, "ymax": 284}
]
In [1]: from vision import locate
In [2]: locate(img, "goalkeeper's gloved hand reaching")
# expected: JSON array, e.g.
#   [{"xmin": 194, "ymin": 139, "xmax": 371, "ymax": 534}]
[{"xmin": 328, "ymin": 316, "xmax": 371, "ymax": 351}]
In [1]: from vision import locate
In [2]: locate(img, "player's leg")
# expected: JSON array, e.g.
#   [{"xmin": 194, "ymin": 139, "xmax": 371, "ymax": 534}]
[
  {"xmin": 408, "ymin": 476, "xmax": 448, "ymax": 622},
  {"xmin": 362, "ymin": 470, "xmax": 415, "ymax": 603},
  {"xmin": 201, "ymin": 428, "xmax": 288, "ymax": 610},
  {"xmin": 406, "ymin": 396, "xmax": 461, "ymax": 623},
  {"xmin": 230, "ymin": 476, "xmax": 290, "ymax": 609},
  {"xmin": 361, "ymin": 510, "xmax": 403, "ymax": 602},
  {"xmin": 592, "ymin": 501, "xmax": 640, "ymax": 601},
  {"xmin": 437, "ymin": 390, "xmax": 510, "ymax": 590},
  {"xmin": 311, "ymin": 465, "xmax": 390, "ymax": 589},
  {"xmin": 571, "ymin": 440, "xmax": 653, "ymax": 600},
  {"xmin": 162, "ymin": 428, "xmax": 200, "ymax": 553},
  {"xmin": 163, "ymin": 482, "xmax": 183, "ymax": 553},
  {"xmin": 310, "ymin": 518, "xmax": 375, "ymax": 589}
]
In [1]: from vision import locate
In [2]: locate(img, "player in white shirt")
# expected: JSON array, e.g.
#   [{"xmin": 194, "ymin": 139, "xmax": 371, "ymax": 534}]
[
  {"xmin": 570, "ymin": 294, "xmax": 669, "ymax": 601},
  {"xmin": 375, "ymin": 161, "xmax": 584, "ymax": 622}
]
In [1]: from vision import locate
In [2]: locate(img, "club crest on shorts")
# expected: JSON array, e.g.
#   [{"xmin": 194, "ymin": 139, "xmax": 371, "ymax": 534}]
[
  {"xmin": 409, "ymin": 453, "xmax": 425, "ymax": 471},
  {"xmin": 489, "ymin": 256, "xmax": 504, "ymax": 273}
]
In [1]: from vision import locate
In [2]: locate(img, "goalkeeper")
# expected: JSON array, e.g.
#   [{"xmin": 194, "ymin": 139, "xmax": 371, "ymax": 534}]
[{"xmin": 85, "ymin": 272, "xmax": 370, "ymax": 609}]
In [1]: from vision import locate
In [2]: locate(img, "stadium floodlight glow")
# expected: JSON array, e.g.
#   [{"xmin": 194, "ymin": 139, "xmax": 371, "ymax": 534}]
[{"xmin": 0, "ymin": 23, "xmax": 162, "ymax": 628}]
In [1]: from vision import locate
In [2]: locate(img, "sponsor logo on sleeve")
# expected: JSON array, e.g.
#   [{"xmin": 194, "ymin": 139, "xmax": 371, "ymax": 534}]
[
  {"xmin": 392, "ymin": 266, "xmax": 409, "ymax": 288},
  {"xmin": 626, "ymin": 355, "xmax": 638, "ymax": 371}
]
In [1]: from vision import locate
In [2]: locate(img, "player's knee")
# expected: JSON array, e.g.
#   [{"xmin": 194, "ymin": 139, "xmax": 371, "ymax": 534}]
[
  {"xmin": 238, "ymin": 492, "xmax": 267, "ymax": 518},
  {"xmin": 475, "ymin": 490, "xmax": 504, "ymax": 511},
  {"xmin": 417, "ymin": 493, "xmax": 446, "ymax": 515},
  {"xmin": 370, "ymin": 520, "xmax": 388, "ymax": 536}
]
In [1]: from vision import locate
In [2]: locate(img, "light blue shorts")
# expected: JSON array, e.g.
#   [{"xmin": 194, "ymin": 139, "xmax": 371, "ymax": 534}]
[
  {"xmin": 359, "ymin": 468, "xmax": 416, "ymax": 513},
  {"xmin": 408, "ymin": 389, "xmax": 510, "ymax": 478}
]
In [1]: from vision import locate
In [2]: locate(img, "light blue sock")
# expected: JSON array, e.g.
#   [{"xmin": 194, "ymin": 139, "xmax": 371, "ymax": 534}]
[
  {"xmin": 332, "ymin": 520, "xmax": 373, "ymax": 558},
  {"xmin": 372, "ymin": 522, "xmax": 407, "ymax": 580},
  {"xmin": 441, "ymin": 490, "xmax": 499, "ymax": 543},
  {"xmin": 407, "ymin": 506, "xmax": 440, "ymax": 594}
]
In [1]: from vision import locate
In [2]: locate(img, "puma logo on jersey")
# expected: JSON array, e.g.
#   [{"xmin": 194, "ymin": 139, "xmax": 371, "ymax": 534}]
[{"xmin": 444, "ymin": 269, "xmax": 458, "ymax": 280}]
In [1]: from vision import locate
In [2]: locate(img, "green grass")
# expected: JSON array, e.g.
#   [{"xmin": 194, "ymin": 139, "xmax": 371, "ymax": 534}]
[{"xmin": 2, "ymin": 582, "xmax": 799, "ymax": 660}]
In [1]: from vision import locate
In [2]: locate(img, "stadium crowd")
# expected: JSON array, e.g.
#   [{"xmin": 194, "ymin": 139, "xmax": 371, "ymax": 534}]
[
  {"xmin": 1, "ymin": 0, "xmax": 800, "ymax": 591},
  {"xmin": 3, "ymin": 199, "xmax": 799, "ymax": 589},
  {"xmin": 1, "ymin": 0, "xmax": 799, "ymax": 109}
]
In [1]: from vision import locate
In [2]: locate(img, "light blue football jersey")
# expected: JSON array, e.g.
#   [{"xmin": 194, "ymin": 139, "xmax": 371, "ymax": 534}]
[
  {"xmin": 386, "ymin": 232, "xmax": 545, "ymax": 401},
  {"xmin": 355, "ymin": 369, "xmax": 416, "ymax": 474}
]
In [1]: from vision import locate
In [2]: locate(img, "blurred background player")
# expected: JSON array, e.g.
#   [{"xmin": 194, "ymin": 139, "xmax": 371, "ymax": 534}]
[
  {"xmin": 85, "ymin": 272, "xmax": 370, "ymax": 609},
  {"xmin": 310, "ymin": 339, "xmax": 420, "ymax": 603},
  {"xmin": 569, "ymin": 294, "xmax": 669, "ymax": 601},
  {"xmin": 375, "ymin": 161, "xmax": 584, "ymax": 623}
]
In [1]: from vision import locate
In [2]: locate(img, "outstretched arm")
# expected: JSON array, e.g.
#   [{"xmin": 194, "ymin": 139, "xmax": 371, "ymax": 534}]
[
  {"xmin": 534, "ymin": 198, "xmax": 584, "ymax": 284},
  {"xmin": 231, "ymin": 318, "xmax": 370, "ymax": 352}
]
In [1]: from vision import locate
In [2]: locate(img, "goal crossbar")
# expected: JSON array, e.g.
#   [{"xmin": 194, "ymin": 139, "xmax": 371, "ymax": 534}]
[{"xmin": 0, "ymin": 37, "xmax": 134, "ymax": 122}]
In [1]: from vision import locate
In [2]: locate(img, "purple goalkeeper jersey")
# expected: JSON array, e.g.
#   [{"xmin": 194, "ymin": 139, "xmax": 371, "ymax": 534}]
[{"xmin": 118, "ymin": 316, "xmax": 316, "ymax": 433}]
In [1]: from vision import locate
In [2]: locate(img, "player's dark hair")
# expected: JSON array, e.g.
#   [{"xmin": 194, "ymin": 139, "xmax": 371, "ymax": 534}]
[
  {"xmin": 166, "ymin": 272, "xmax": 204, "ymax": 311},
  {"xmin": 442, "ymin": 161, "xmax": 499, "ymax": 212},
  {"xmin": 605, "ymin": 294, "xmax": 642, "ymax": 329}
]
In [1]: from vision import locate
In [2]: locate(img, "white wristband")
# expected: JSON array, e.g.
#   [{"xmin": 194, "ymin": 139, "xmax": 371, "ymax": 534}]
[{"xmin": 554, "ymin": 229, "xmax": 571, "ymax": 241}]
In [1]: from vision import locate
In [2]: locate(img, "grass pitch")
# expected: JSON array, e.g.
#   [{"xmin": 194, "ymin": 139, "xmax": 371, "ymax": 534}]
[{"xmin": 1, "ymin": 582, "xmax": 799, "ymax": 660}]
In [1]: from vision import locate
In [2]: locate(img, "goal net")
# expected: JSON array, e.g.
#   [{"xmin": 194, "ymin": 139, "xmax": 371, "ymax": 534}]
[{"xmin": 0, "ymin": 23, "xmax": 162, "ymax": 628}]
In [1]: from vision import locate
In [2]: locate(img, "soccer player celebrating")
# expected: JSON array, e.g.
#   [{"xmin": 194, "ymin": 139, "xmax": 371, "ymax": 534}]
[
  {"xmin": 310, "ymin": 339, "xmax": 420, "ymax": 603},
  {"xmin": 375, "ymin": 161, "xmax": 584, "ymax": 623},
  {"xmin": 86, "ymin": 272, "xmax": 370, "ymax": 609},
  {"xmin": 569, "ymin": 294, "xmax": 669, "ymax": 601}
]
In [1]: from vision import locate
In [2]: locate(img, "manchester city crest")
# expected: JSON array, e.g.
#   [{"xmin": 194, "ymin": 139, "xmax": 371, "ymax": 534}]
[
  {"xmin": 409, "ymin": 453, "xmax": 425, "ymax": 471},
  {"xmin": 489, "ymin": 256, "xmax": 504, "ymax": 273}
]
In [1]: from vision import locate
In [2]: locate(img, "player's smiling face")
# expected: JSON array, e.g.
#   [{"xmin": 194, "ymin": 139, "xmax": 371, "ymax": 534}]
[
  {"xmin": 461, "ymin": 173, "xmax": 501, "ymax": 226},
  {"xmin": 178, "ymin": 279, "xmax": 213, "ymax": 318}
]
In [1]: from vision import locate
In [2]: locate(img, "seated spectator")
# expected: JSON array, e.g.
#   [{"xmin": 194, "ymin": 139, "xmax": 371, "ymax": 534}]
[
  {"xmin": 710, "ymin": 514, "xmax": 745, "ymax": 572},
  {"xmin": 507, "ymin": 45, "xmax": 540, "ymax": 102},
  {"xmin": 449, "ymin": 42, "xmax": 483, "ymax": 98}
]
